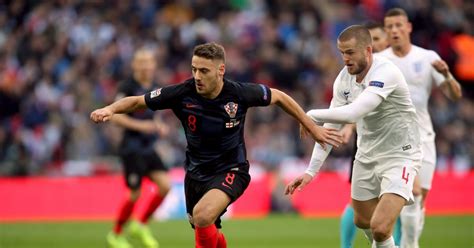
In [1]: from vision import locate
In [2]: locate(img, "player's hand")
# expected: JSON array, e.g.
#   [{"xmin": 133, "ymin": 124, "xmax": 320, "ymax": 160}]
[
  {"xmin": 431, "ymin": 60, "xmax": 449, "ymax": 78},
  {"xmin": 284, "ymin": 173, "xmax": 313, "ymax": 195},
  {"xmin": 90, "ymin": 107, "xmax": 114, "ymax": 123},
  {"xmin": 340, "ymin": 124, "xmax": 355, "ymax": 144},
  {"xmin": 302, "ymin": 124, "xmax": 342, "ymax": 150}
]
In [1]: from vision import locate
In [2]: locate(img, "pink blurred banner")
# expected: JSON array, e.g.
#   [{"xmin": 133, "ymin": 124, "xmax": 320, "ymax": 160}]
[{"xmin": 0, "ymin": 170, "xmax": 472, "ymax": 221}]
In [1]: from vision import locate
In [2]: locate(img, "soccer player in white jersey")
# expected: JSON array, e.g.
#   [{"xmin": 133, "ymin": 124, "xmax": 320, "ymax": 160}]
[
  {"xmin": 380, "ymin": 8, "xmax": 462, "ymax": 248},
  {"xmin": 339, "ymin": 21, "xmax": 396, "ymax": 248},
  {"xmin": 285, "ymin": 25, "xmax": 422, "ymax": 248}
]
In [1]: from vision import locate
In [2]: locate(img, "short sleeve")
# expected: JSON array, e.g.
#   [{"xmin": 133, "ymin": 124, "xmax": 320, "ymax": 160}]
[
  {"xmin": 145, "ymin": 83, "xmax": 185, "ymax": 110},
  {"xmin": 365, "ymin": 63, "xmax": 403, "ymax": 99},
  {"xmin": 427, "ymin": 51, "xmax": 446, "ymax": 87},
  {"xmin": 239, "ymin": 83, "xmax": 272, "ymax": 107}
]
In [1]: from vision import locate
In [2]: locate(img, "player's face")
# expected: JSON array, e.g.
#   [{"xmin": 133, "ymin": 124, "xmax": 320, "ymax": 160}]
[
  {"xmin": 132, "ymin": 51, "xmax": 156, "ymax": 83},
  {"xmin": 368, "ymin": 28, "xmax": 389, "ymax": 53},
  {"xmin": 191, "ymin": 56, "xmax": 225, "ymax": 98},
  {"xmin": 337, "ymin": 38, "xmax": 370, "ymax": 75},
  {"xmin": 384, "ymin": 15, "xmax": 412, "ymax": 49}
]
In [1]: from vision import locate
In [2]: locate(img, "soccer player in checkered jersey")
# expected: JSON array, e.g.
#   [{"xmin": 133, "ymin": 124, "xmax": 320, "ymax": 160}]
[
  {"xmin": 286, "ymin": 25, "xmax": 422, "ymax": 248},
  {"xmin": 379, "ymin": 8, "xmax": 462, "ymax": 248},
  {"xmin": 91, "ymin": 42, "xmax": 343, "ymax": 248}
]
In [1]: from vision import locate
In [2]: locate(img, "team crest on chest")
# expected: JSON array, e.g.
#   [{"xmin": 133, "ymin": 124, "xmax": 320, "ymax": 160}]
[
  {"xmin": 224, "ymin": 102, "xmax": 240, "ymax": 128},
  {"xmin": 224, "ymin": 102, "xmax": 238, "ymax": 118},
  {"xmin": 414, "ymin": 61, "xmax": 422, "ymax": 73}
]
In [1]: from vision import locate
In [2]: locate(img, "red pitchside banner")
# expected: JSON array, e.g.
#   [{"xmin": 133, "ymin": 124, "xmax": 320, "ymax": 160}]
[{"xmin": 0, "ymin": 169, "xmax": 472, "ymax": 221}]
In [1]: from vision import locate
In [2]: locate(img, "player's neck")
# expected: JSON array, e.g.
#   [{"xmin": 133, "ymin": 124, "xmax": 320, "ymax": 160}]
[
  {"xmin": 134, "ymin": 75, "xmax": 153, "ymax": 88},
  {"xmin": 203, "ymin": 79, "xmax": 224, "ymax": 99},
  {"xmin": 356, "ymin": 56, "xmax": 373, "ymax": 83},
  {"xmin": 392, "ymin": 43, "xmax": 412, "ymax": 57}
]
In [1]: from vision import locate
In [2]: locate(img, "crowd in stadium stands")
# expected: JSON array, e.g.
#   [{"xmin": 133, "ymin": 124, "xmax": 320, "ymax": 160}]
[{"xmin": 0, "ymin": 0, "xmax": 472, "ymax": 177}]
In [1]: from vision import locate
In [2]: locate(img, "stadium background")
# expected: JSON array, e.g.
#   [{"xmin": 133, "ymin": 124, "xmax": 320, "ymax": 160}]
[{"xmin": 0, "ymin": 0, "xmax": 473, "ymax": 247}]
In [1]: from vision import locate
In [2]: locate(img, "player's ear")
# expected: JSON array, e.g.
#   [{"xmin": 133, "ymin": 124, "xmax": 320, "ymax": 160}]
[
  {"xmin": 407, "ymin": 21, "xmax": 412, "ymax": 33},
  {"xmin": 366, "ymin": 45, "xmax": 372, "ymax": 56},
  {"xmin": 218, "ymin": 63, "xmax": 225, "ymax": 77}
]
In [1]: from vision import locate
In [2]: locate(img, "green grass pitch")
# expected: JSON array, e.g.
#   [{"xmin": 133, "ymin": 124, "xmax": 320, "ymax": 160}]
[{"xmin": 0, "ymin": 214, "xmax": 472, "ymax": 247}]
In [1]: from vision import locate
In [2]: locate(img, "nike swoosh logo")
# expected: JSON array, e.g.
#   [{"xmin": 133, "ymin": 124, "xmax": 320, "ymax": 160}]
[
  {"xmin": 221, "ymin": 182, "xmax": 232, "ymax": 190},
  {"xmin": 186, "ymin": 103, "xmax": 200, "ymax": 108}
]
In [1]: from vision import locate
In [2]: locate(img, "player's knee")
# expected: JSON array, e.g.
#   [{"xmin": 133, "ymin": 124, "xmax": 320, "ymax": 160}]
[
  {"xmin": 159, "ymin": 182, "xmax": 171, "ymax": 196},
  {"xmin": 354, "ymin": 214, "xmax": 370, "ymax": 229},
  {"xmin": 370, "ymin": 221, "xmax": 391, "ymax": 242},
  {"xmin": 192, "ymin": 205, "xmax": 216, "ymax": 227},
  {"xmin": 412, "ymin": 186, "xmax": 422, "ymax": 196}
]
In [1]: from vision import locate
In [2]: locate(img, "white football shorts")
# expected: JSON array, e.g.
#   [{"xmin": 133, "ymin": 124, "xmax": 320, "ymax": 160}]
[{"xmin": 351, "ymin": 157, "xmax": 421, "ymax": 205}]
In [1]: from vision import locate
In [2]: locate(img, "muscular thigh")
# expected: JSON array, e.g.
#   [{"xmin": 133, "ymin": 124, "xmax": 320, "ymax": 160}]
[
  {"xmin": 371, "ymin": 193, "xmax": 406, "ymax": 231},
  {"xmin": 352, "ymin": 198, "xmax": 378, "ymax": 228},
  {"xmin": 184, "ymin": 167, "xmax": 250, "ymax": 228}
]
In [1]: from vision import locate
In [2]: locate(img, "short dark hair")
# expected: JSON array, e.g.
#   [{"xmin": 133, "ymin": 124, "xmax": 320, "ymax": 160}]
[
  {"xmin": 364, "ymin": 21, "xmax": 384, "ymax": 31},
  {"xmin": 193, "ymin": 42, "xmax": 226, "ymax": 62},
  {"xmin": 385, "ymin": 8, "xmax": 409, "ymax": 18},
  {"xmin": 338, "ymin": 25, "xmax": 372, "ymax": 47}
]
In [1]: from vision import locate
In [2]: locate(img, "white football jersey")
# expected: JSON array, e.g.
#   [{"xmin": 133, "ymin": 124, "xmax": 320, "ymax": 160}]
[
  {"xmin": 331, "ymin": 56, "xmax": 421, "ymax": 164},
  {"xmin": 378, "ymin": 45, "xmax": 445, "ymax": 142}
]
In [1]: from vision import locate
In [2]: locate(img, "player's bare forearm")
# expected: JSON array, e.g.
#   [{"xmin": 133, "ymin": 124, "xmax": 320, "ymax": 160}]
[
  {"xmin": 108, "ymin": 95, "xmax": 147, "ymax": 114},
  {"xmin": 270, "ymin": 89, "xmax": 319, "ymax": 131},
  {"xmin": 432, "ymin": 60, "xmax": 462, "ymax": 101},
  {"xmin": 441, "ymin": 74, "xmax": 462, "ymax": 101},
  {"xmin": 270, "ymin": 88, "xmax": 342, "ymax": 148},
  {"xmin": 90, "ymin": 95, "xmax": 147, "ymax": 123}
]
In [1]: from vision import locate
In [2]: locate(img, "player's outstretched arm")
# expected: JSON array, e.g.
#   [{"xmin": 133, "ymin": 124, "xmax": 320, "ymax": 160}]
[
  {"xmin": 90, "ymin": 95, "xmax": 147, "ymax": 123},
  {"xmin": 270, "ymin": 88, "xmax": 342, "ymax": 149},
  {"xmin": 307, "ymin": 90, "xmax": 383, "ymax": 124},
  {"xmin": 431, "ymin": 60, "xmax": 462, "ymax": 101}
]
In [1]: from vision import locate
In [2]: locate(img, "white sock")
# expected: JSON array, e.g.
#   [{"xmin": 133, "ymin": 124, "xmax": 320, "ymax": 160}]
[
  {"xmin": 375, "ymin": 236, "xmax": 396, "ymax": 248},
  {"xmin": 400, "ymin": 195, "xmax": 422, "ymax": 248},
  {"xmin": 363, "ymin": 228, "xmax": 374, "ymax": 244}
]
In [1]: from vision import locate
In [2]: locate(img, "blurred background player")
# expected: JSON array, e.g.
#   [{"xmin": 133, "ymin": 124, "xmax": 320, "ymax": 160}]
[
  {"xmin": 380, "ymin": 8, "xmax": 462, "ymax": 248},
  {"xmin": 107, "ymin": 49, "xmax": 171, "ymax": 248},
  {"xmin": 339, "ymin": 21, "xmax": 397, "ymax": 248},
  {"xmin": 91, "ymin": 42, "xmax": 342, "ymax": 248},
  {"xmin": 286, "ymin": 25, "xmax": 421, "ymax": 248}
]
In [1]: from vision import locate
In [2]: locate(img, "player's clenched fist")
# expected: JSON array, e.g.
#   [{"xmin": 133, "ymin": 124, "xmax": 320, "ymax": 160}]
[{"xmin": 90, "ymin": 107, "xmax": 114, "ymax": 123}]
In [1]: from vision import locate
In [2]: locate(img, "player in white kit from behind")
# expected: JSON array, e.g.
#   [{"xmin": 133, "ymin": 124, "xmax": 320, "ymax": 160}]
[
  {"xmin": 380, "ymin": 8, "xmax": 463, "ymax": 248},
  {"xmin": 285, "ymin": 25, "xmax": 422, "ymax": 248}
]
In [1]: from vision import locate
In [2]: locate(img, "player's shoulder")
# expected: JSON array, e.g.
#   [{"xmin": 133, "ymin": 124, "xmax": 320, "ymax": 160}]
[
  {"xmin": 223, "ymin": 78, "xmax": 266, "ymax": 92},
  {"xmin": 159, "ymin": 78, "xmax": 195, "ymax": 97},
  {"xmin": 410, "ymin": 45, "xmax": 439, "ymax": 58},
  {"xmin": 369, "ymin": 56, "xmax": 404, "ymax": 82},
  {"xmin": 376, "ymin": 47, "xmax": 394, "ymax": 58},
  {"xmin": 372, "ymin": 55, "xmax": 399, "ymax": 72}
]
